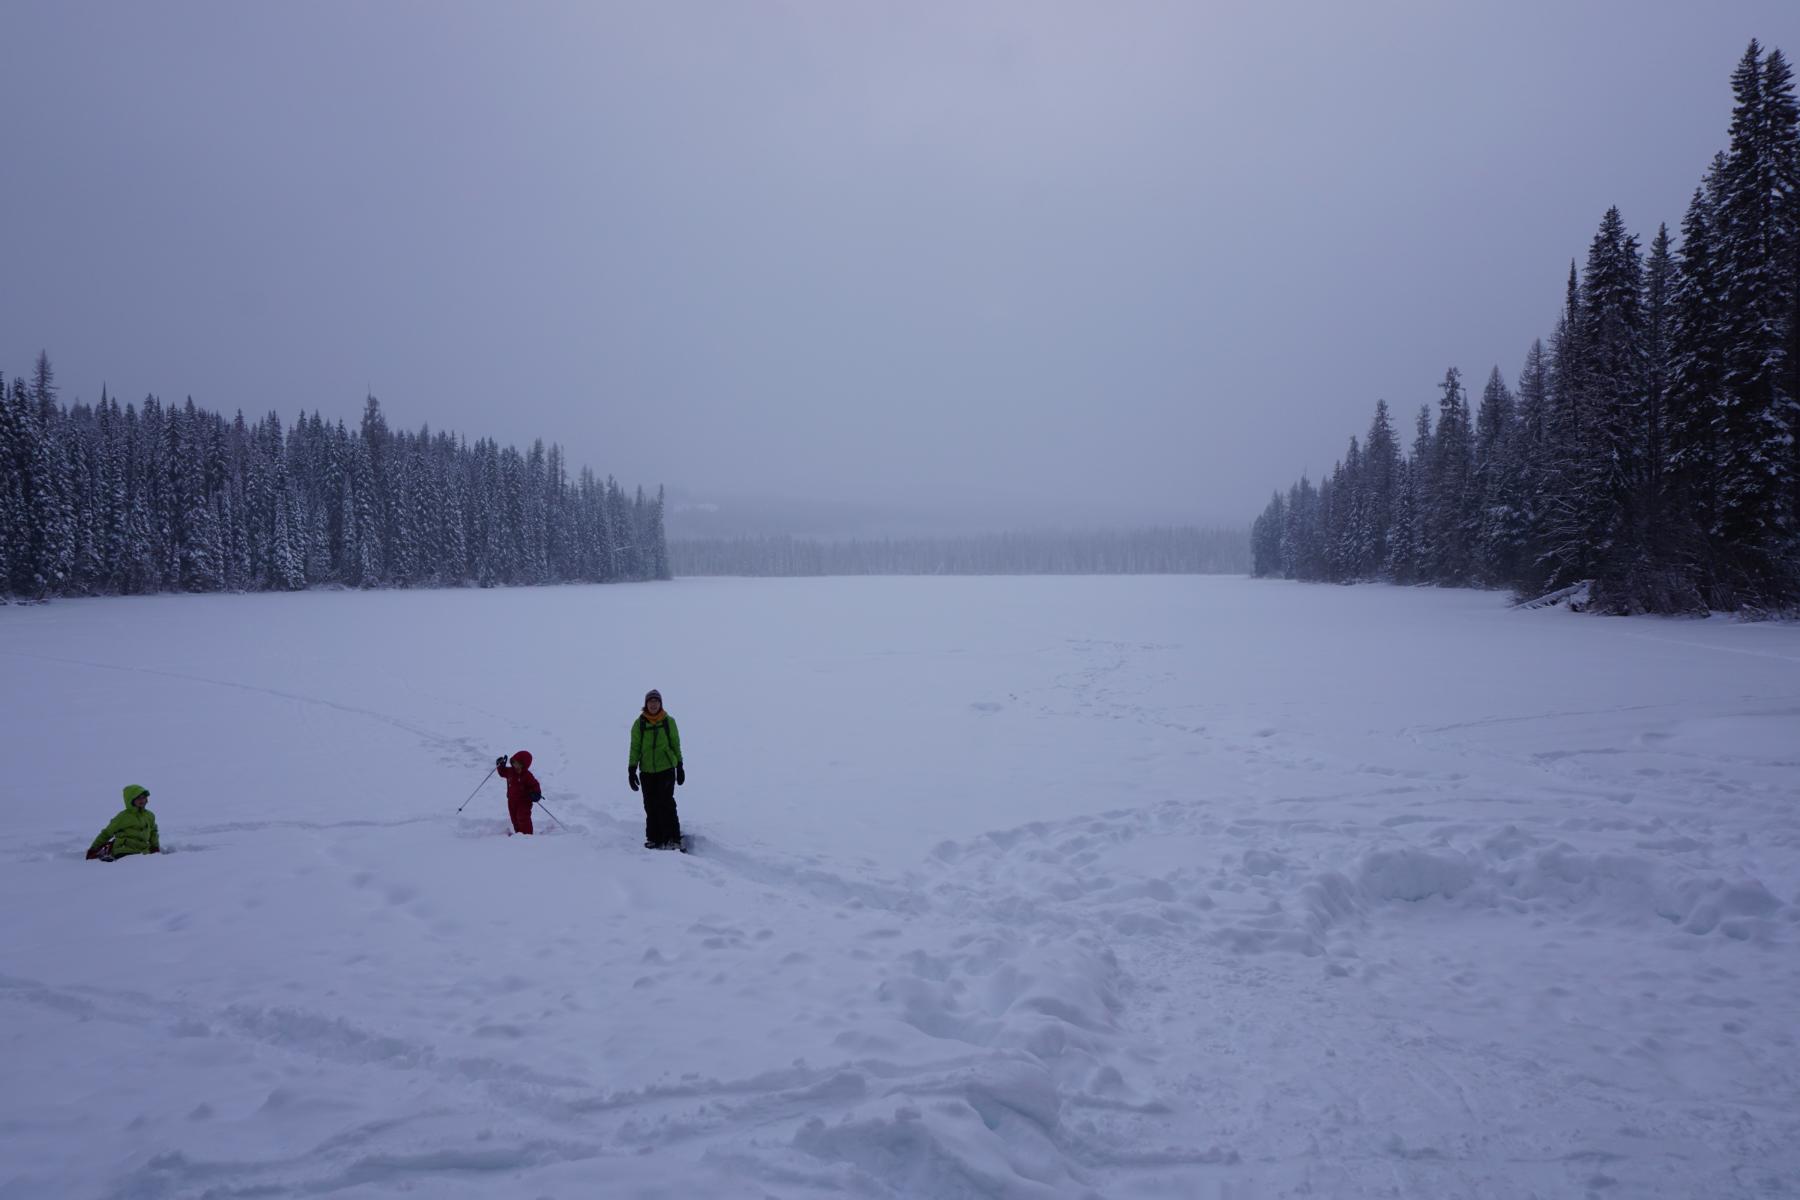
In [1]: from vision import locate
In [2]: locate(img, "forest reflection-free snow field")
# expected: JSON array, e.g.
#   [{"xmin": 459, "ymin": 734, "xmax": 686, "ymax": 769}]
[{"xmin": 2, "ymin": 576, "xmax": 1797, "ymax": 1199}]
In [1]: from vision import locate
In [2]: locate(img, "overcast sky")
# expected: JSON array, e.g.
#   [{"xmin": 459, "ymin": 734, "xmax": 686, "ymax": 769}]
[{"xmin": 4, "ymin": 2, "xmax": 1797, "ymax": 530}]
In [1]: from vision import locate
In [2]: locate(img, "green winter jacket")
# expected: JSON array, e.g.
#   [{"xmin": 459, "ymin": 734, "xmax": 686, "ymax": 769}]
[
  {"xmin": 90, "ymin": 786, "xmax": 160, "ymax": 857},
  {"xmin": 629, "ymin": 713, "xmax": 682, "ymax": 775}
]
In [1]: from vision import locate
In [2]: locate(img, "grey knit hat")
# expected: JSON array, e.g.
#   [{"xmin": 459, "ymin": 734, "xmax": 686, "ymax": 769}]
[{"xmin": 644, "ymin": 689, "xmax": 663, "ymax": 707}]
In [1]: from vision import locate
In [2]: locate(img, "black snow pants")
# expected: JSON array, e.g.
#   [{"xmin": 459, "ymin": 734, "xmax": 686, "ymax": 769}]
[{"xmin": 641, "ymin": 768, "xmax": 681, "ymax": 846}]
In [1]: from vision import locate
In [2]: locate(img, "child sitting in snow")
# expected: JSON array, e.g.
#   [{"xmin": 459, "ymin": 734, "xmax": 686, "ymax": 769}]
[
  {"xmin": 86, "ymin": 785, "xmax": 160, "ymax": 861},
  {"xmin": 495, "ymin": 751, "xmax": 542, "ymax": 836}
]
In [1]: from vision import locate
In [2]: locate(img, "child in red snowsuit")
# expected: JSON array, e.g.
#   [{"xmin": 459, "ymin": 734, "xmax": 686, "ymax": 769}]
[{"xmin": 495, "ymin": 751, "xmax": 542, "ymax": 835}]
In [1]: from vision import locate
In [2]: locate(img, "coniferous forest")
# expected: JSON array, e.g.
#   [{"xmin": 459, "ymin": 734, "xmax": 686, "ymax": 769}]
[
  {"xmin": 673, "ymin": 526, "xmax": 1250, "ymax": 577},
  {"xmin": 0, "ymin": 363, "xmax": 669, "ymax": 599},
  {"xmin": 1253, "ymin": 41, "xmax": 1800, "ymax": 614}
]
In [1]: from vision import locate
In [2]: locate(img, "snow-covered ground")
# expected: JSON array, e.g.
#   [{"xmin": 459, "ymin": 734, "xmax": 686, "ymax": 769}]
[{"xmin": 2, "ymin": 576, "xmax": 1797, "ymax": 1199}]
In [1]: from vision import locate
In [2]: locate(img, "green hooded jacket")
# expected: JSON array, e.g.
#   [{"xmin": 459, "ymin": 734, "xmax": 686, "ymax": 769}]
[
  {"xmin": 90, "ymin": 785, "xmax": 160, "ymax": 856},
  {"xmin": 629, "ymin": 713, "xmax": 683, "ymax": 775}
]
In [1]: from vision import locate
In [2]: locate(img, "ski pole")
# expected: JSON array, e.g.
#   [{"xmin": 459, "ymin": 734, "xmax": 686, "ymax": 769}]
[
  {"xmin": 533, "ymin": 797, "xmax": 565, "ymax": 829},
  {"xmin": 457, "ymin": 767, "xmax": 496, "ymax": 813}
]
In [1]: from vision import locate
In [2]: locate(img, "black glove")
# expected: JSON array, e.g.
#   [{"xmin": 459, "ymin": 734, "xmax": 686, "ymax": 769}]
[
  {"xmin": 628, "ymin": 765, "xmax": 640, "ymax": 792},
  {"xmin": 675, "ymin": 763, "xmax": 685, "ymax": 786},
  {"xmin": 532, "ymin": 792, "xmax": 543, "ymax": 805},
  {"xmin": 495, "ymin": 756, "xmax": 507, "ymax": 769}
]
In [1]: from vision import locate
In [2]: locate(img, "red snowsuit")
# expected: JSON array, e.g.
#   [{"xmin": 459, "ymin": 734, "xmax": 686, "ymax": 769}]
[{"xmin": 497, "ymin": 751, "xmax": 541, "ymax": 835}]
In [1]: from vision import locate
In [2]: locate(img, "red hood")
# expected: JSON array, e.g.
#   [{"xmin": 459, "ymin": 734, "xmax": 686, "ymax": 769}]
[{"xmin": 511, "ymin": 751, "xmax": 533, "ymax": 769}]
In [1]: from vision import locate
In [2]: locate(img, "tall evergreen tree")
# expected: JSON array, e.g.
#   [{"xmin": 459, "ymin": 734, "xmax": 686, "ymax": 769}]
[
  {"xmin": 649, "ymin": 484, "xmax": 671, "ymax": 580},
  {"xmin": 0, "ymin": 377, "xmax": 22, "ymax": 594},
  {"xmin": 1714, "ymin": 41, "xmax": 1800, "ymax": 599},
  {"xmin": 1668, "ymin": 165, "xmax": 1728, "ymax": 568},
  {"xmin": 350, "ymin": 436, "xmax": 383, "ymax": 587},
  {"xmin": 1426, "ymin": 368, "xmax": 1475, "ymax": 584},
  {"xmin": 272, "ymin": 483, "xmax": 304, "ymax": 590},
  {"xmin": 1643, "ymin": 225, "xmax": 1676, "ymax": 528},
  {"xmin": 1579, "ymin": 207, "xmax": 1649, "ymax": 607},
  {"xmin": 1252, "ymin": 490, "xmax": 1286, "ymax": 577},
  {"xmin": 1387, "ymin": 458, "xmax": 1418, "ymax": 584},
  {"xmin": 1361, "ymin": 400, "xmax": 1400, "ymax": 575},
  {"xmin": 1471, "ymin": 368, "xmax": 1519, "ymax": 584},
  {"xmin": 25, "ymin": 359, "xmax": 75, "ymax": 595},
  {"xmin": 1541, "ymin": 264, "xmax": 1593, "ymax": 587}
]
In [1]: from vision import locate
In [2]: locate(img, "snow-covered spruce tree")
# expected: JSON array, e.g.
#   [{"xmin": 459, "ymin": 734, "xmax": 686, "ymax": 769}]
[
  {"xmin": 544, "ymin": 443, "xmax": 568, "ymax": 582},
  {"xmin": 462, "ymin": 439, "xmax": 486, "ymax": 585},
  {"xmin": 183, "ymin": 466, "xmax": 225, "ymax": 593},
  {"xmin": 1278, "ymin": 478, "xmax": 1303, "ymax": 578},
  {"xmin": 1335, "ymin": 437, "xmax": 1365, "ymax": 580},
  {"xmin": 1471, "ymin": 367, "xmax": 1519, "ymax": 584},
  {"xmin": 66, "ymin": 406, "xmax": 103, "ymax": 594},
  {"xmin": 0, "ymin": 377, "xmax": 23, "ymax": 596},
  {"xmin": 648, "ymin": 485, "xmax": 672, "ymax": 581},
  {"xmin": 303, "ymin": 459, "xmax": 331, "ymax": 586},
  {"xmin": 1787, "ymin": 58, "xmax": 1800, "ymax": 550},
  {"xmin": 19, "ymin": 358, "xmax": 74, "ymax": 597},
  {"xmin": 1411, "ymin": 404, "xmax": 1434, "ymax": 577},
  {"xmin": 1474, "ymin": 368, "xmax": 1515, "ymax": 468},
  {"xmin": 1360, "ymin": 400, "xmax": 1400, "ymax": 575},
  {"xmin": 1713, "ymin": 42, "xmax": 1800, "ymax": 604},
  {"xmin": 236, "ymin": 410, "xmax": 267, "ymax": 586},
  {"xmin": 1423, "ymin": 369, "xmax": 1475, "ymax": 585},
  {"xmin": 92, "ymin": 393, "xmax": 124, "ymax": 592},
  {"xmin": 271, "ymin": 485, "xmax": 304, "ymax": 591},
  {"xmin": 1319, "ymin": 463, "xmax": 1342, "ymax": 580},
  {"xmin": 1576, "ymin": 208, "xmax": 1652, "ymax": 610},
  {"xmin": 351, "ymin": 436, "xmax": 384, "ymax": 587},
  {"xmin": 174, "ymin": 399, "xmax": 220, "ymax": 591},
  {"xmin": 1252, "ymin": 490, "xmax": 1286, "ymax": 576},
  {"xmin": 116, "ymin": 401, "xmax": 154, "ymax": 594},
  {"xmin": 316, "ymin": 419, "xmax": 348, "ymax": 581},
  {"xmin": 523, "ymin": 439, "xmax": 550, "ymax": 585},
  {"xmin": 498, "ymin": 447, "xmax": 526, "ymax": 584},
  {"xmin": 1632, "ymin": 221, "xmax": 1709, "ymax": 609},
  {"xmin": 605, "ymin": 476, "xmax": 632, "ymax": 583},
  {"xmin": 1298, "ymin": 477, "xmax": 1327, "ymax": 580},
  {"xmin": 1385, "ymin": 411, "xmax": 1431, "ymax": 584},
  {"xmin": 1505, "ymin": 339, "xmax": 1553, "ymax": 590},
  {"xmin": 1537, "ymin": 264, "xmax": 1594, "ymax": 590},
  {"xmin": 438, "ymin": 442, "xmax": 469, "ymax": 584},
  {"xmin": 1319, "ymin": 468, "xmax": 1344, "ymax": 581},
  {"xmin": 628, "ymin": 486, "xmax": 650, "ymax": 580},
  {"xmin": 1643, "ymin": 226, "xmax": 1675, "ymax": 527},
  {"xmin": 358, "ymin": 396, "xmax": 393, "ymax": 571},
  {"xmin": 160, "ymin": 399, "xmax": 188, "ymax": 588},
  {"xmin": 1667, "ymin": 165, "xmax": 1728, "ymax": 590},
  {"xmin": 388, "ymin": 440, "xmax": 421, "ymax": 585}
]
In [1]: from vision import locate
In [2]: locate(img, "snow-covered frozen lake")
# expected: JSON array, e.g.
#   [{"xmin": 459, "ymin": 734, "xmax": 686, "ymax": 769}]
[{"xmin": 2, "ymin": 576, "xmax": 1797, "ymax": 1198}]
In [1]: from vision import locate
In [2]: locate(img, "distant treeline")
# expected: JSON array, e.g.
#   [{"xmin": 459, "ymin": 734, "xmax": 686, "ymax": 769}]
[
  {"xmin": 1254, "ymin": 41, "xmax": 1800, "ymax": 614},
  {"xmin": 672, "ymin": 527, "xmax": 1251, "ymax": 577},
  {"xmin": 0, "ymin": 360, "xmax": 669, "ymax": 599}
]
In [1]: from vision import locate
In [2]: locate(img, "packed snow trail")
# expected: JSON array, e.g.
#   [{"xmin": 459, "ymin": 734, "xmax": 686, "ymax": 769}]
[{"xmin": 1, "ymin": 578, "xmax": 1796, "ymax": 1198}]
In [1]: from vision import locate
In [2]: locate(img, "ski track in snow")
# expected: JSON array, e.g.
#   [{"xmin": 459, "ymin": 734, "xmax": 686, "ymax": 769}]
[{"xmin": 2, "ymin": 580, "xmax": 1798, "ymax": 1199}]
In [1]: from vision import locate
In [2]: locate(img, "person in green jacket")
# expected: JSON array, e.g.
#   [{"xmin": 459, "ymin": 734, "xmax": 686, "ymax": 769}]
[
  {"xmin": 628, "ymin": 689, "xmax": 685, "ymax": 849},
  {"xmin": 86, "ymin": 785, "xmax": 160, "ymax": 861}
]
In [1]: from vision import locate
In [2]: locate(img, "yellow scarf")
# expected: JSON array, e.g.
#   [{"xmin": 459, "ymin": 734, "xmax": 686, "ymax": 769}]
[{"xmin": 642, "ymin": 709, "xmax": 666, "ymax": 726}]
